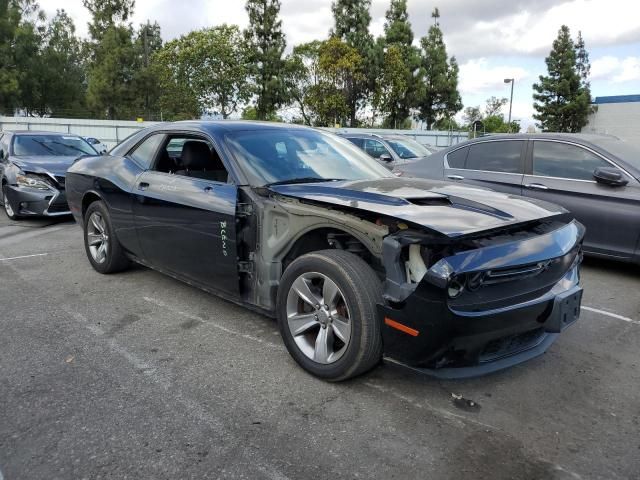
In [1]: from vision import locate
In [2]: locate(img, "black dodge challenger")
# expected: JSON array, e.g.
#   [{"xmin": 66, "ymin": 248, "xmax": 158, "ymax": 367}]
[{"xmin": 66, "ymin": 121, "xmax": 585, "ymax": 381}]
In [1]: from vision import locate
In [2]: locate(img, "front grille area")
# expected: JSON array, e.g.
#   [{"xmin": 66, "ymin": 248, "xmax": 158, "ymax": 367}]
[
  {"xmin": 47, "ymin": 203, "xmax": 70, "ymax": 214},
  {"xmin": 448, "ymin": 248, "xmax": 579, "ymax": 312},
  {"xmin": 479, "ymin": 328, "xmax": 546, "ymax": 363}
]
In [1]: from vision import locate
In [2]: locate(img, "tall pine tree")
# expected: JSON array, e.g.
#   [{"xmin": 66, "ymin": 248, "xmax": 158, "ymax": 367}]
[
  {"xmin": 381, "ymin": 0, "xmax": 419, "ymax": 127},
  {"xmin": 83, "ymin": 0, "xmax": 138, "ymax": 119},
  {"xmin": 244, "ymin": 0, "xmax": 287, "ymax": 120},
  {"xmin": 416, "ymin": 8, "xmax": 462, "ymax": 130},
  {"xmin": 533, "ymin": 25, "xmax": 592, "ymax": 132},
  {"xmin": 331, "ymin": 0, "xmax": 374, "ymax": 126}
]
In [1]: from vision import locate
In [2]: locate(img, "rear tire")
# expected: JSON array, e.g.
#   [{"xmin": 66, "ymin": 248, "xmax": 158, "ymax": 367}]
[
  {"xmin": 83, "ymin": 201, "xmax": 130, "ymax": 274},
  {"xmin": 277, "ymin": 249, "xmax": 383, "ymax": 381},
  {"xmin": 2, "ymin": 185, "xmax": 19, "ymax": 220}
]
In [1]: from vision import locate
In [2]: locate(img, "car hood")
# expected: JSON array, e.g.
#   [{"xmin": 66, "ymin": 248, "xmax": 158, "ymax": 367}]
[
  {"xmin": 11, "ymin": 155, "xmax": 80, "ymax": 177},
  {"xmin": 268, "ymin": 177, "xmax": 567, "ymax": 238}
]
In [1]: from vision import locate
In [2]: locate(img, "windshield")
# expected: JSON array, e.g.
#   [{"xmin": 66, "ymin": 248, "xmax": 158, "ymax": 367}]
[
  {"xmin": 12, "ymin": 135, "xmax": 98, "ymax": 156},
  {"xmin": 593, "ymin": 137, "xmax": 640, "ymax": 170},
  {"xmin": 386, "ymin": 137, "xmax": 432, "ymax": 159},
  {"xmin": 226, "ymin": 129, "xmax": 392, "ymax": 186}
]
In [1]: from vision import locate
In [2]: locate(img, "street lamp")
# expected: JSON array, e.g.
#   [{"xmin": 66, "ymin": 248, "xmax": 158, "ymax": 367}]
[{"xmin": 504, "ymin": 78, "xmax": 514, "ymax": 130}]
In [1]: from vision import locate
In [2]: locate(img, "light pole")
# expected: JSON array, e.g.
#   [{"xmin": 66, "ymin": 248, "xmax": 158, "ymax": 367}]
[{"xmin": 504, "ymin": 78, "xmax": 514, "ymax": 131}]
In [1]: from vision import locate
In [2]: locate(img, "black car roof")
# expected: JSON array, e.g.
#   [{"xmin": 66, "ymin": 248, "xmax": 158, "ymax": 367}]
[{"xmin": 146, "ymin": 120, "xmax": 311, "ymax": 135}]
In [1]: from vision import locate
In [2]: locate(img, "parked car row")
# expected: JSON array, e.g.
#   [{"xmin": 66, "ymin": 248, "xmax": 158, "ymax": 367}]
[
  {"xmin": 0, "ymin": 131, "xmax": 99, "ymax": 219},
  {"xmin": 338, "ymin": 132, "xmax": 438, "ymax": 170}
]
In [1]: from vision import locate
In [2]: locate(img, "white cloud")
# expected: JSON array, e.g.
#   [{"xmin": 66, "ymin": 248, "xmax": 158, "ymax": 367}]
[
  {"xmin": 458, "ymin": 59, "xmax": 528, "ymax": 95},
  {"xmin": 441, "ymin": 0, "xmax": 640, "ymax": 59},
  {"xmin": 591, "ymin": 55, "xmax": 640, "ymax": 83}
]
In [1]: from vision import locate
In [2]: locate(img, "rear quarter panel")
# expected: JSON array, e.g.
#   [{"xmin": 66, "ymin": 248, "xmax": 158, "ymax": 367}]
[{"xmin": 66, "ymin": 155, "xmax": 144, "ymax": 255}]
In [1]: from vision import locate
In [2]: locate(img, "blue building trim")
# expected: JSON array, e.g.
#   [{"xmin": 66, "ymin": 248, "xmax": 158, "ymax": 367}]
[{"xmin": 594, "ymin": 95, "xmax": 640, "ymax": 104}]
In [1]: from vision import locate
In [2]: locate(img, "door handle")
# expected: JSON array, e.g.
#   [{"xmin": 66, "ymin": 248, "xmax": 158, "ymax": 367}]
[
  {"xmin": 138, "ymin": 182, "xmax": 149, "ymax": 191},
  {"xmin": 525, "ymin": 183, "xmax": 548, "ymax": 190},
  {"xmin": 447, "ymin": 175, "xmax": 464, "ymax": 181}
]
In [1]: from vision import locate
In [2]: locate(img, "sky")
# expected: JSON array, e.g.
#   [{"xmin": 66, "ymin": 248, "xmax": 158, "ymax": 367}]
[{"xmin": 38, "ymin": 0, "xmax": 640, "ymax": 130}]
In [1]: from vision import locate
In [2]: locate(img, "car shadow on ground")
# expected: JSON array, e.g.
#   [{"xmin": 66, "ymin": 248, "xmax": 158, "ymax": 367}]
[
  {"xmin": 1, "ymin": 213, "xmax": 76, "ymax": 229},
  {"xmin": 582, "ymin": 256, "xmax": 639, "ymax": 278}
]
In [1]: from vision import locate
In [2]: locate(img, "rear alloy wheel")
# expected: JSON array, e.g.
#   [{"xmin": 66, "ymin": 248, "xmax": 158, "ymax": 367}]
[
  {"xmin": 83, "ymin": 201, "xmax": 130, "ymax": 274},
  {"xmin": 2, "ymin": 186, "xmax": 19, "ymax": 220},
  {"xmin": 277, "ymin": 249, "xmax": 383, "ymax": 381}
]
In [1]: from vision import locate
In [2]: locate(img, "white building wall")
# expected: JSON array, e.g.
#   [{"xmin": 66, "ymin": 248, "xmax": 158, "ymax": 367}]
[{"xmin": 583, "ymin": 102, "xmax": 640, "ymax": 148}]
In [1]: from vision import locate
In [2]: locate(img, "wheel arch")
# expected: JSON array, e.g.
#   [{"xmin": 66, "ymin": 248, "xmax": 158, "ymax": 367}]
[
  {"xmin": 81, "ymin": 190, "xmax": 105, "ymax": 220},
  {"xmin": 280, "ymin": 225, "xmax": 383, "ymax": 275}
]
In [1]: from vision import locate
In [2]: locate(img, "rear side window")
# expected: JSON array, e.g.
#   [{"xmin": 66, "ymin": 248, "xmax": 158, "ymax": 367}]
[
  {"xmin": 533, "ymin": 141, "xmax": 610, "ymax": 181},
  {"xmin": 345, "ymin": 137, "xmax": 363, "ymax": 148},
  {"xmin": 446, "ymin": 147, "xmax": 468, "ymax": 168},
  {"xmin": 466, "ymin": 141, "xmax": 523, "ymax": 173},
  {"xmin": 130, "ymin": 134, "xmax": 164, "ymax": 169}
]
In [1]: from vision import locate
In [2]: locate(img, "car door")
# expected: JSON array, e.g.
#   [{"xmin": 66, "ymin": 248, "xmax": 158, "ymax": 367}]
[
  {"xmin": 131, "ymin": 132, "xmax": 240, "ymax": 297},
  {"xmin": 521, "ymin": 139, "xmax": 640, "ymax": 259},
  {"xmin": 443, "ymin": 139, "xmax": 525, "ymax": 196}
]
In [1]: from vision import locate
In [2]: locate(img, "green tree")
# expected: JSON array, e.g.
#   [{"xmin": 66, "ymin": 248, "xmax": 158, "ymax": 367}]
[
  {"xmin": 381, "ymin": 0, "xmax": 419, "ymax": 126},
  {"xmin": 132, "ymin": 21, "xmax": 162, "ymax": 119},
  {"xmin": 153, "ymin": 25, "xmax": 251, "ymax": 120},
  {"xmin": 84, "ymin": 0, "xmax": 138, "ymax": 119},
  {"xmin": 244, "ymin": 0, "xmax": 287, "ymax": 120},
  {"xmin": 284, "ymin": 41, "xmax": 322, "ymax": 125},
  {"xmin": 83, "ymin": 0, "xmax": 134, "ymax": 40},
  {"xmin": 331, "ymin": 0, "xmax": 374, "ymax": 126},
  {"xmin": 0, "ymin": 0, "xmax": 42, "ymax": 115},
  {"xmin": 372, "ymin": 45, "xmax": 408, "ymax": 128},
  {"xmin": 533, "ymin": 25, "xmax": 592, "ymax": 132},
  {"xmin": 484, "ymin": 96, "xmax": 508, "ymax": 117},
  {"xmin": 35, "ymin": 10, "xmax": 87, "ymax": 117},
  {"xmin": 305, "ymin": 37, "xmax": 364, "ymax": 127},
  {"xmin": 416, "ymin": 8, "xmax": 462, "ymax": 129}
]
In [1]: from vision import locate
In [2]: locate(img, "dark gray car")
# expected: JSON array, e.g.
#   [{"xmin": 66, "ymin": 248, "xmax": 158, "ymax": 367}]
[
  {"xmin": 0, "ymin": 131, "xmax": 98, "ymax": 219},
  {"xmin": 396, "ymin": 133, "xmax": 640, "ymax": 264},
  {"xmin": 338, "ymin": 132, "xmax": 436, "ymax": 170}
]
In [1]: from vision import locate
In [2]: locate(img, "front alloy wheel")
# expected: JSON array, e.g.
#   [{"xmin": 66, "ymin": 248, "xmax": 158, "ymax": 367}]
[{"xmin": 286, "ymin": 272, "xmax": 352, "ymax": 365}]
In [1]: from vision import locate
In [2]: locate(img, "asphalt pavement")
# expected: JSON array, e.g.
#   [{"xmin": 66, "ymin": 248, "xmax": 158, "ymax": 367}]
[{"xmin": 1, "ymin": 214, "xmax": 638, "ymax": 480}]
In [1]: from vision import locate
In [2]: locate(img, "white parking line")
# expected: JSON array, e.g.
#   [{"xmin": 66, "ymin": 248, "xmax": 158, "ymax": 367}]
[
  {"xmin": 0, "ymin": 252, "xmax": 48, "ymax": 261},
  {"xmin": 582, "ymin": 306, "xmax": 640, "ymax": 326},
  {"xmin": 142, "ymin": 296, "xmax": 283, "ymax": 350}
]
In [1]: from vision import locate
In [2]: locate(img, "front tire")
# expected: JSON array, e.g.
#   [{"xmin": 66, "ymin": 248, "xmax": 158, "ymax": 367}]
[
  {"xmin": 83, "ymin": 201, "xmax": 130, "ymax": 274},
  {"xmin": 277, "ymin": 249, "xmax": 383, "ymax": 381},
  {"xmin": 2, "ymin": 185, "xmax": 19, "ymax": 220}
]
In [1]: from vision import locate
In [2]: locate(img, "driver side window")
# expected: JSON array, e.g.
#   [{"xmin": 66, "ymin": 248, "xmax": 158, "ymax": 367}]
[
  {"xmin": 363, "ymin": 139, "xmax": 391, "ymax": 159},
  {"xmin": 533, "ymin": 141, "xmax": 610, "ymax": 181}
]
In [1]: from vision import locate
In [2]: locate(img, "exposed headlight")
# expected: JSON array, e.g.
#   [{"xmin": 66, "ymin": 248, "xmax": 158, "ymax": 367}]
[
  {"xmin": 16, "ymin": 173, "xmax": 53, "ymax": 190},
  {"xmin": 447, "ymin": 276, "xmax": 465, "ymax": 298}
]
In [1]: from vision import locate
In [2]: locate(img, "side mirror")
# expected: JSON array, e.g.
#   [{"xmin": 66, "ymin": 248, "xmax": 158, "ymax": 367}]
[
  {"xmin": 593, "ymin": 167, "xmax": 628, "ymax": 187},
  {"xmin": 379, "ymin": 153, "xmax": 393, "ymax": 163}
]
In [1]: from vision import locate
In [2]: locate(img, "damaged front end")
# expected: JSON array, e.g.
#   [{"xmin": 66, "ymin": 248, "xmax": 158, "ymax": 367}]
[{"xmin": 379, "ymin": 219, "xmax": 585, "ymax": 379}]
